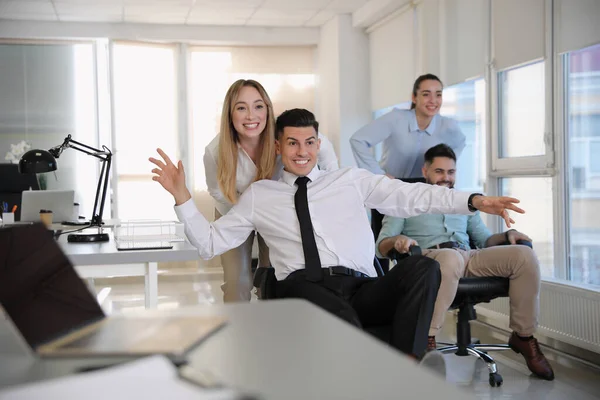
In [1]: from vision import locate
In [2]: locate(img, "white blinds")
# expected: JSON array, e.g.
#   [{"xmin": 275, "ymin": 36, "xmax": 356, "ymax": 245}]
[
  {"xmin": 556, "ymin": 0, "xmax": 600, "ymax": 53},
  {"xmin": 417, "ymin": 0, "xmax": 442, "ymax": 77},
  {"xmin": 493, "ymin": 0, "xmax": 545, "ymax": 70},
  {"xmin": 440, "ymin": 0, "xmax": 486, "ymax": 85},
  {"xmin": 369, "ymin": 10, "xmax": 414, "ymax": 111}
]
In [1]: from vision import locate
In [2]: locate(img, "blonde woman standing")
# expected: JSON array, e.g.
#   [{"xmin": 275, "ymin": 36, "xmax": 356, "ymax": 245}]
[{"xmin": 203, "ymin": 79, "xmax": 338, "ymax": 302}]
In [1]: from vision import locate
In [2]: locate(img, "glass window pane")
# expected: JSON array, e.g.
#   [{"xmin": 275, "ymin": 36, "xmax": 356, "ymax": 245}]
[
  {"xmin": 117, "ymin": 180, "xmax": 177, "ymax": 221},
  {"xmin": 567, "ymin": 43, "xmax": 600, "ymax": 286},
  {"xmin": 499, "ymin": 61, "xmax": 545, "ymax": 158},
  {"xmin": 500, "ymin": 177, "xmax": 554, "ymax": 278},
  {"xmin": 590, "ymin": 142, "xmax": 600, "ymax": 173},
  {"xmin": 0, "ymin": 42, "xmax": 98, "ymax": 219},
  {"xmin": 112, "ymin": 43, "xmax": 178, "ymax": 220},
  {"xmin": 373, "ymin": 101, "xmax": 411, "ymax": 119},
  {"xmin": 440, "ymin": 79, "xmax": 486, "ymax": 195}
]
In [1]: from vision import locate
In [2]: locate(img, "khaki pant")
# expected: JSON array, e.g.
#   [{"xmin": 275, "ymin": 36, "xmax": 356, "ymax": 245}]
[
  {"xmin": 215, "ymin": 209, "xmax": 270, "ymax": 302},
  {"xmin": 422, "ymin": 245, "xmax": 540, "ymax": 337}
]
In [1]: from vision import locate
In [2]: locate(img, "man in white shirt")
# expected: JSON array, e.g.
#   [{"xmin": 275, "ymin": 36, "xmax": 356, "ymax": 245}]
[{"xmin": 149, "ymin": 109, "xmax": 524, "ymax": 359}]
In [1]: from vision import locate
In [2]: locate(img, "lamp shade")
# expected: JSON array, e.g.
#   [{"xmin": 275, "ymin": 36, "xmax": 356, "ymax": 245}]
[{"xmin": 19, "ymin": 150, "xmax": 57, "ymax": 174}]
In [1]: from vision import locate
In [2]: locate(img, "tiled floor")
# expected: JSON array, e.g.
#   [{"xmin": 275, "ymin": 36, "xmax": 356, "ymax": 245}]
[{"xmin": 92, "ymin": 264, "xmax": 600, "ymax": 400}]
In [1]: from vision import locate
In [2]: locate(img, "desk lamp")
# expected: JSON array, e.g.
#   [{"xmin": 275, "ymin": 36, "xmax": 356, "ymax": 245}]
[{"xmin": 19, "ymin": 135, "xmax": 112, "ymax": 243}]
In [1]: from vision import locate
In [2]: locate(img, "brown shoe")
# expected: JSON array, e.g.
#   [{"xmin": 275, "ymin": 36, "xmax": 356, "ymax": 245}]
[
  {"xmin": 427, "ymin": 336, "xmax": 437, "ymax": 352},
  {"xmin": 508, "ymin": 332, "xmax": 555, "ymax": 380}
]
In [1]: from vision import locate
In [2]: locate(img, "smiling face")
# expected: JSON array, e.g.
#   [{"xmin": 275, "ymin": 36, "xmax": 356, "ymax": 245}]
[
  {"xmin": 275, "ymin": 126, "xmax": 320, "ymax": 176},
  {"xmin": 422, "ymin": 156, "xmax": 456, "ymax": 188},
  {"xmin": 412, "ymin": 79, "xmax": 443, "ymax": 118},
  {"xmin": 231, "ymin": 85, "xmax": 268, "ymax": 140}
]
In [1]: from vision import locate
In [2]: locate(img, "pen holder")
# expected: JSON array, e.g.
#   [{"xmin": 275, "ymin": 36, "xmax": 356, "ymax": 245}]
[
  {"xmin": 1, "ymin": 212, "xmax": 14, "ymax": 224},
  {"xmin": 39, "ymin": 209, "xmax": 53, "ymax": 228}
]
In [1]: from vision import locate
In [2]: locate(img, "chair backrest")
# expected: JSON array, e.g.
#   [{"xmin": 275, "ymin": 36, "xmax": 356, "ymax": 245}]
[
  {"xmin": 371, "ymin": 177, "xmax": 426, "ymax": 274},
  {"xmin": 371, "ymin": 177, "xmax": 426, "ymax": 241}
]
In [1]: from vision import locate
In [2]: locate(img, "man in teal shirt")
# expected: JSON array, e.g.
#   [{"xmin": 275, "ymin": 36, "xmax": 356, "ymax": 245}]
[{"xmin": 376, "ymin": 144, "xmax": 554, "ymax": 381}]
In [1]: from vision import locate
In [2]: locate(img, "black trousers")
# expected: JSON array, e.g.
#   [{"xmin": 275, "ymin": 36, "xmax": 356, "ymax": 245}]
[{"xmin": 275, "ymin": 255, "xmax": 441, "ymax": 357}]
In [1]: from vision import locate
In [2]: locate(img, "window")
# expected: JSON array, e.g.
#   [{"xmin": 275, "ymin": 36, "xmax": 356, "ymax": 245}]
[
  {"xmin": 500, "ymin": 177, "xmax": 554, "ymax": 278},
  {"xmin": 373, "ymin": 102, "xmax": 411, "ymax": 119},
  {"xmin": 498, "ymin": 61, "xmax": 545, "ymax": 158},
  {"xmin": 112, "ymin": 43, "xmax": 178, "ymax": 220},
  {"xmin": 440, "ymin": 79, "xmax": 486, "ymax": 194},
  {"xmin": 0, "ymin": 41, "xmax": 98, "ymax": 218},
  {"xmin": 566, "ymin": 43, "xmax": 600, "ymax": 286}
]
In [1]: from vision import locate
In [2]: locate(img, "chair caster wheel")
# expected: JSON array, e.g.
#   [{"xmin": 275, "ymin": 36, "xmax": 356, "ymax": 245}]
[{"xmin": 489, "ymin": 372, "xmax": 503, "ymax": 387}]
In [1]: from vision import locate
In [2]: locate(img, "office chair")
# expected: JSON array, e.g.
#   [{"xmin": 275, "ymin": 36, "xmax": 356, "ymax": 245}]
[
  {"xmin": 386, "ymin": 240, "xmax": 532, "ymax": 389},
  {"xmin": 369, "ymin": 177, "xmax": 534, "ymax": 387},
  {"xmin": 386, "ymin": 247, "xmax": 511, "ymax": 387}
]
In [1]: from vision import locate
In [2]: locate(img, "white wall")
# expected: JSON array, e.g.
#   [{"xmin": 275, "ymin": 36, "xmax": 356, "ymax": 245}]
[
  {"xmin": 317, "ymin": 17, "xmax": 341, "ymax": 163},
  {"xmin": 338, "ymin": 16, "xmax": 371, "ymax": 167},
  {"xmin": 317, "ymin": 14, "xmax": 371, "ymax": 167}
]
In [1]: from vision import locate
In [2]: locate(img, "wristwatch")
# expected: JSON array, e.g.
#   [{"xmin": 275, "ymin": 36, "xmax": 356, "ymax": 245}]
[{"xmin": 468, "ymin": 193, "xmax": 483, "ymax": 212}]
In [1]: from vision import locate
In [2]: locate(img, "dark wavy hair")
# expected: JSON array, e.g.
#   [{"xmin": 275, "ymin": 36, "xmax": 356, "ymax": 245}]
[{"xmin": 424, "ymin": 143, "xmax": 456, "ymax": 164}]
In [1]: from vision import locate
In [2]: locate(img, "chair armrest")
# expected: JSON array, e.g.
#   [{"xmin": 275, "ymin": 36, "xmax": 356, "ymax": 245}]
[
  {"xmin": 494, "ymin": 239, "xmax": 533, "ymax": 248},
  {"xmin": 386, "ymin": 245, "xmax": 422, "ymax": 261}
]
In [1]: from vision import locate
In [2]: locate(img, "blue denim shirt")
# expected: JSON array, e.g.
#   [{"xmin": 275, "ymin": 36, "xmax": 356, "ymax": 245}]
[{"xmin": 376, "ymin": 212, "xmax": 492, "ymax": 258}]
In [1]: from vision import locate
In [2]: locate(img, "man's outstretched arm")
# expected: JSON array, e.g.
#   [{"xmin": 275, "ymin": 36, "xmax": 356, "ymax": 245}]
[
  {"xmin": 151, "ymin": 148, "xmax": 256, "ymax": 259},
  {"xmin": 355, "ymin": 169, "xmax": 525, "ymax": 226},
  {"xmin": 175, "ymin": 195, "xmax": 256, "ymax": 260}
]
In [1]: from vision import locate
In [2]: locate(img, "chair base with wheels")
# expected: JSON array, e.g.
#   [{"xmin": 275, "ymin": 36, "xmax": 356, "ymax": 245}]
[
  {"xmin": 386, "ymin": 244, "xmax": 532, "ymax": 388},
  {"xmin": 435, "ymin": 276, "xmax": 510, "ymax": 387}
]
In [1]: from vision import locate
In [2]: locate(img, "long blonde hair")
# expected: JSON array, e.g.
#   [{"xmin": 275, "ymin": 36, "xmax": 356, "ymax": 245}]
[{"xmin": 217, "ymin": 79, "xmax": 277, "ymax": 204}]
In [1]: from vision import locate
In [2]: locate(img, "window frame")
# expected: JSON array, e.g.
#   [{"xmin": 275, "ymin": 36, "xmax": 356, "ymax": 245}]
[
  {"xmin": 491, "ymin": 59, "xmax": 555, "ymax": 175},
  {"xmin": 489, "ymin": 0, "xmax": 568, "ymax": 280}
]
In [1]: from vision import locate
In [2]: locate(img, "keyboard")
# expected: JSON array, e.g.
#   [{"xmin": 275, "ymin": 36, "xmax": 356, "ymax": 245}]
[{"xmin": 115, "ymin": 241, "xmax": 173, "ymax": 251}]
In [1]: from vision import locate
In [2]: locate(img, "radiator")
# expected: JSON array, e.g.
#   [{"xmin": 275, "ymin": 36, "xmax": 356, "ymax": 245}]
[{"xmin": 475, "ymin": 280, "xmax": 600, "ymax": 354}]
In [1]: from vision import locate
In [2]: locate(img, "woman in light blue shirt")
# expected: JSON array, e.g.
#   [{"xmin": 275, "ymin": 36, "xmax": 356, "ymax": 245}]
[{"xmin": 350, "ymin": 74, "xmax": 466, "ymax": 179}]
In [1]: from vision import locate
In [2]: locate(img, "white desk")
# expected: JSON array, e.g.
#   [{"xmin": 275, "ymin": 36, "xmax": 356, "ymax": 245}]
[
  {"xmin": 0, "ymin": 300, "xmax": 474, "ymax": 399},
  {"xmin": 57, "ymin": 232, "xmax": 199, "ymax": 309}
]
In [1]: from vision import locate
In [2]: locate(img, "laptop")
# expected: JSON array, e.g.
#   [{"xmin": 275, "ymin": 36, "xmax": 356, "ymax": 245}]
[
  {"xmin": 0, "ymin": 223, "xmax": 226, "ymax": 361},
  {"xmin": 20, "ymin": 190, "xmax": 75, "ymax": 223}
]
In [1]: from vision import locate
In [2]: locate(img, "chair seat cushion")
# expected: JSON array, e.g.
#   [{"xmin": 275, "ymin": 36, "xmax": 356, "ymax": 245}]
[{"xmin": 450, "ymin": 277, "xmax": 509, "ymax": 309}]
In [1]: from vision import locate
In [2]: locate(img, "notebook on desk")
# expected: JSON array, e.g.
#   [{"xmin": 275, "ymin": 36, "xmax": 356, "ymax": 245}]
[{"xmin": 0, "ymin": 223, "xmax": 226, "ymax": 361}]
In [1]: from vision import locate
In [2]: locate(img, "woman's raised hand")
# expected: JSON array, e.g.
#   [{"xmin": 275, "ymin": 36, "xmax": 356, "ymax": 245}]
[{"xmin": 149, "ymin": 148, "xmax": 191, "ymax": 206}]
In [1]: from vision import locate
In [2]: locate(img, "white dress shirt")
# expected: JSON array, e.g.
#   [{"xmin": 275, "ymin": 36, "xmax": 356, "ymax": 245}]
[
  {"xmin": 350, "ymin": 109, "xmax": 466, "ymax": 178},
  {"xmin": 176, "ymin": 166, "xmax": 473, "ymax": 280},
  {"xmin": 203, "ymin": 133, "xmax": 339, "ymax": 215}
]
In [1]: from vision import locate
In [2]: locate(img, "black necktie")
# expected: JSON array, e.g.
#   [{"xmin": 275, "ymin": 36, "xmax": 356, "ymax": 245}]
[{"xmin": 294, "ymin": 176, "xmax": 323, "ymax": 282}]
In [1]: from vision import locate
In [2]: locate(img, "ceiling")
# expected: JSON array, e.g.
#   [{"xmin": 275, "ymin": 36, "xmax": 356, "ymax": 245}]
[{"xmin": 0, "ymin": 0, "xmax": 375, "ymax": 27}]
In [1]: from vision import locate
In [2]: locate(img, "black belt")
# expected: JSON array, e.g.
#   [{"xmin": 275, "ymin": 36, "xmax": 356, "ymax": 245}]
[
  {"xmin": 429, "ymin": 241, "xmax": 469, "ymax": 251},
  {"xmin": 287, "ymin": 266, "xmax": 369, "ymax": 280},
  {"xmin": 325, "ymin": 266, "xmax": 369, "ymax": 278}
]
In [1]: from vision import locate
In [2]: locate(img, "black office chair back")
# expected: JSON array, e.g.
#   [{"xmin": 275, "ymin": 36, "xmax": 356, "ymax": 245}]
[{"xmin": 371, "ymin": 177, "xmax": 426, "ymax": 273}]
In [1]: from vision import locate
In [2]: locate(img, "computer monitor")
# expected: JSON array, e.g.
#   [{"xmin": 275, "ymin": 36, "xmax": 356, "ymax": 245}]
[
  {"xmin": 0, "ymin": 163, "xmax": 40, "ymax": 221},
  {"xmin": 0, "ymin": 164, "xmax": 40, "ymax": 192}
]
